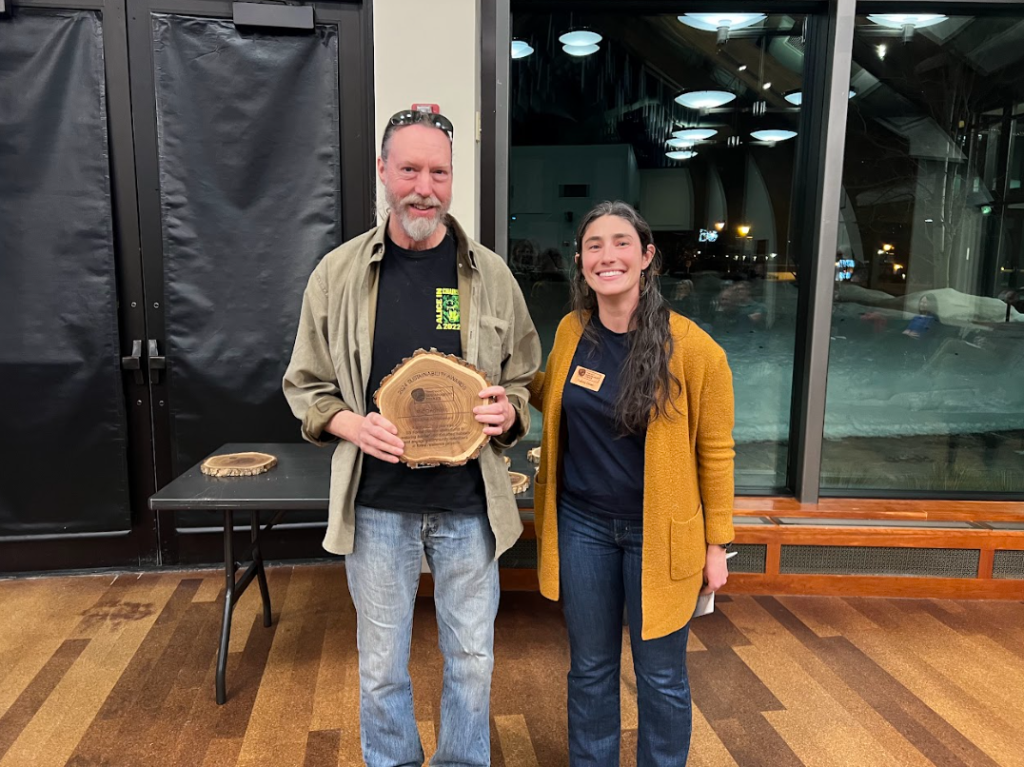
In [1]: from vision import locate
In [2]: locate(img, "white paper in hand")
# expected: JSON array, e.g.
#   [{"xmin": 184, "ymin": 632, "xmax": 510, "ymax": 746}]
[
  {"xmin": 693, "ymin": 591, "xmax": 715, "ymax": 617},
  {"xmin": 693, "ymin": 550, "xmax": 737, "ymax": 618}
]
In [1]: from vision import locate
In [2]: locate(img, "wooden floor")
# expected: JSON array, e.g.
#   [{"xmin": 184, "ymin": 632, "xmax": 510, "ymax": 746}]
[{"xmin": 1, "ymin": 565, "xmax": 1023, "ymax": 767}]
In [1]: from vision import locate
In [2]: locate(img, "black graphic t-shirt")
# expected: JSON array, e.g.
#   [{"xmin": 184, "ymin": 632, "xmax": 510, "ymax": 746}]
[{"xmin": 355, "ymin": 231, "xmax": 487, "ymax": 514}]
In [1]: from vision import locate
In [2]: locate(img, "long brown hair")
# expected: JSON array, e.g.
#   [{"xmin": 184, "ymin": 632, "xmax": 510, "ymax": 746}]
[{"xmin": 572, "ymin": 201, "xmax": 681, "ymax": 435}]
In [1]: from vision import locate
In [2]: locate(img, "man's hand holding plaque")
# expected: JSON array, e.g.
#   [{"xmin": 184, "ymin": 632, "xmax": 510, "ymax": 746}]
[
  {"xmin": 372, "ymin": 349, "xmax": 513, "ymax": 468},
  {"xmin": 473, "ymin": 385, "xmax": 516, "ymax": 437}
]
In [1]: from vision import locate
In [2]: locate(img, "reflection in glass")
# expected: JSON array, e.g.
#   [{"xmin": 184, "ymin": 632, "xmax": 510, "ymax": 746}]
[
  {"xmin": 509, "ymin": 10, "xmax": 808, "ymax": 491},
  {"xmin": 823, "ymin": 14, "xmax": 1024, "ymax": 494}
]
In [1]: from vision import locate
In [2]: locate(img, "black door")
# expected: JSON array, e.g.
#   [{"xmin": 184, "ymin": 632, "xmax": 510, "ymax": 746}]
[
  {"xmin": 0, "ymin": 0, "xmax": 373, "ymax": 572},
  {"xmin": 0, "ymin": 0, "xmax": 158, "ymax": 572},
  {"xmin": 127, "ymin": 0, "xmax": 373, "ymax": 564}
]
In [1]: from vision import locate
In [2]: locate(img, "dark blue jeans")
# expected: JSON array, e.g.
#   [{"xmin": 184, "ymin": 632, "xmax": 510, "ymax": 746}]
[{"xmin": 559, "ymin": 498, "xmax": 693, "ymax": 767}]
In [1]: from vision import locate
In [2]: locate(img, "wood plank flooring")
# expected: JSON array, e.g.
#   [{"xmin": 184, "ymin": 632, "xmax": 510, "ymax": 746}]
[{"xmin": 1, "ymin": 564, "xmax": 1022, "ymax": 766}]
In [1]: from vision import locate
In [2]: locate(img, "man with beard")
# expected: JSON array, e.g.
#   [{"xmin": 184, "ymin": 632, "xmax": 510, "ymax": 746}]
[{"xmin": 283, "ymin": 109, "xmax": 540, "ymax": 767}]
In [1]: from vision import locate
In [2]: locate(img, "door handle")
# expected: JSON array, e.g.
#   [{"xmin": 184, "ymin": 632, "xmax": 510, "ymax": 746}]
[
  {"xmin": 148, "ymin": 339, "xmax": 166, "ymax": 385},
  {"xmin": 121, "ymin": 339, "xmax": 144, "ymax": 385}
]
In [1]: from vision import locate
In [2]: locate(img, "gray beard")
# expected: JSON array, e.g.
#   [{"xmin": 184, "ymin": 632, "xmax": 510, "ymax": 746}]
[
  {"xmin": 397, "ymin": 208, "xmax": 442, "ymax": 242},
  {"xmin": 385, "ymin": 188, "xmax": 451, "ymax": 243}
]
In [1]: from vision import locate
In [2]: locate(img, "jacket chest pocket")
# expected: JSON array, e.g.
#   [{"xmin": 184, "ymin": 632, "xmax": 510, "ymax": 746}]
[{"xmin": 477, "ymin": 315, "xmax": 510, "ymax": 384}]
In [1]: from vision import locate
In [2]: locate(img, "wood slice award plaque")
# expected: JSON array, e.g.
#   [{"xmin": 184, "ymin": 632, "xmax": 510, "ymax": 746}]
[
  {"xmin": 375, "ymin": 349, "xmax": 491, "ymax": 469},
  {"xmin": 508, "ymin": 471, "xmax": 530, "ymax": 495},
  {"xmin": 201, "ymin": 452, "xmax": 277, "ymax": 477}
]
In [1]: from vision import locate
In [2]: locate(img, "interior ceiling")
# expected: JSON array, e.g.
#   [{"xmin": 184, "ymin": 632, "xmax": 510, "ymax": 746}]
[{"xmin": 510, "ymin": 13, "xmax": 1024, "ymax": 170}]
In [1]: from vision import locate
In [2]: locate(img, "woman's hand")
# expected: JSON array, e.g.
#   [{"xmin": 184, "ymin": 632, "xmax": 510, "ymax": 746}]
[{"xmin": 700, "ymin": 544, "xmax": 730, "ymax": 595}]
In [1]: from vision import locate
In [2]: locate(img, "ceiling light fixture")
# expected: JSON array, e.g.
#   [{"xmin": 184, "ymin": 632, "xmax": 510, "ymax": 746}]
[
  {"xmin": 867, "ymin": 14, "xmax": 947, "ymax": 42},
  {"xmin": 666, "ymin": 150, "xmax": 697, "ymax": 160},
  {"xmin": 558, "ymin": 30, "xmax": 602, "ymax": 46},
  {"xmin": 784, "ymin": 89, "xmax": 857, "ymax": 106},
  {"xmin": 673, "ymin": 128, "xmax": 718, "ymax": 141},
  {"xmin": 562, "ymin": 43, "xmax": 599, "ymax": 57},
  {"xmin": 751, "ymin": 129, "xmax": 797, "ymax": 143},
  {"xmin": 677, "ymin": 13, "xmax": 766, "ymax": 44},
  {"xmin": 511, "ymin": 40, "xmax": 534, "ymax": 59},
  {"xmin": 667, "ymin": 138, "xmax": 696, "ymax": 149},
  {"xmin": 675, "ymin": 90, "xmax": 736, "ymax": 109}
]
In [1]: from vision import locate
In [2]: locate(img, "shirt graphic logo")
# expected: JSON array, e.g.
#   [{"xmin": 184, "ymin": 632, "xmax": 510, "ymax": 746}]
[{"xmin": 435, "ymin": 288, "xmax": 461, "ymax": 331}]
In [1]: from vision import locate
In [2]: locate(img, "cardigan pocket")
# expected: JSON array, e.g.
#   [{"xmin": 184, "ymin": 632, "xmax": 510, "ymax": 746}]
[
  {"xmin": 532, "ymin": 474, "xmax": 547, "ymax": 534},
  {"xmin": 670, "ymin": 510, "xmax": 707, "ymax": 580}
]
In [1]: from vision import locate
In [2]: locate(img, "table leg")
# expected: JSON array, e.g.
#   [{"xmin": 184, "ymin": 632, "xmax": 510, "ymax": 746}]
[
  {"xmin": 251, "ymin": 510, "xmax": 272, "ymax": 628},
  {"xmin": 216, "ymin": 509, "xmax": 235, "ymax": 705}
]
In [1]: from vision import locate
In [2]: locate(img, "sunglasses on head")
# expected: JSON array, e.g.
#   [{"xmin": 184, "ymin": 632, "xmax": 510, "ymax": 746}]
[{"xmin": 389, "ymin": 110, "xmax": 454, "ymax": 142}]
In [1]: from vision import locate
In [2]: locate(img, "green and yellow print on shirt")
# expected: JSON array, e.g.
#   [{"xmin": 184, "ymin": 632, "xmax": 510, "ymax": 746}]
[{"xmin": 435, "ymin": 288, "xmax": 461, "ymax": 331}]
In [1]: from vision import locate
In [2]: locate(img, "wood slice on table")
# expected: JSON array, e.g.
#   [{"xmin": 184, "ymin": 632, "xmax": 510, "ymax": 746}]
[
  {"xmin": 503, "ymin": 455, "xmax": 512, "ymax": 469},
  {"xmin": 200, "ymin": 452, "xmax": 277, "ymax": 477},
  {"xmin": 375, "ymin": 349, "xmax": 491, "ymax": 469},
  {"xmin": 527, "ymin": 447, "xmax": 541, "ymax": 465},
  {"xmin": 509, "ymin": 471, "xmax": 530, "ymax": 495}
]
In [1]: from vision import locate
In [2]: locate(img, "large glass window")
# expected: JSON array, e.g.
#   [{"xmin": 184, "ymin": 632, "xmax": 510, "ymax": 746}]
[
  {"xmin": 823, "ymin": 13, "xmax": 1024, "ymax": 494},
  {"xmin": 510, "ymin": 9, "xmax": 812, "ymax": 491}
]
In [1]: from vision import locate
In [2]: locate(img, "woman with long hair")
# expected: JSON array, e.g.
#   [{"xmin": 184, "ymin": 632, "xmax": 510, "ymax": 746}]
[{"xmin": 529, "ymin": 201, "xmax": 735, "ymax": 765}]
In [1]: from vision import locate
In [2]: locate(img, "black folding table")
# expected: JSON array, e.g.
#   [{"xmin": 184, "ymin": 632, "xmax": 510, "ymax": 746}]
[
  {"xmin": 149, "ymin": 441, "xmax": 535, "ymax": 704},
  {"xmin": 149, "ymin": 442, "xmax": 332, "ymax": 704}
]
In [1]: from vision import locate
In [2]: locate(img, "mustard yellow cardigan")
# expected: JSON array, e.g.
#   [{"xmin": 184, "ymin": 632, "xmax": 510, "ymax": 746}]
[{"xmin": 528, "ymin": 311, "xmax": 736, "ymax": 640}]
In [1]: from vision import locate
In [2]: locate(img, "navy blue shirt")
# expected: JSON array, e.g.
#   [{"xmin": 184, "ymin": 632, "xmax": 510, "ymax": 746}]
[
  {"xmin": 561, "ymin": 318, "xmax": 646, "ymax": 519},
  {"xmin": 356, "ymin": 232, "xmax": 487, "ymax": 514}
]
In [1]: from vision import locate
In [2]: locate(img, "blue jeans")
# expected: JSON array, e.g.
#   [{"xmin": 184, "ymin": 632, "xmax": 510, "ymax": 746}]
[
  {"xmin": 345, "ymin": 505, "xmax": 500, "ymax": 767},
  {"xmin": 559, "ymin": 499, "xmax": 692, "ymax": 767}
]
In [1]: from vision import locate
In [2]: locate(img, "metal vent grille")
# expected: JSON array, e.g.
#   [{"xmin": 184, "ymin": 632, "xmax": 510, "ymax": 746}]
[
  {"xmin": 780, "ymin": 546, "xmax": 979, "ymax": 578},
  {"xmin": 993, "ymin": 550, "xmax": 1024, "ymax": 580},
  {"xmin": 497, "ymin": 540, "xmax": 768, "ymax": 573},
  {"xmin": 499, "ymin": 537, "xmax": 538, "ymax": 569},
  {"xmin": 730, "ymin": 544, "xmax": 767, "ymax": 573}
]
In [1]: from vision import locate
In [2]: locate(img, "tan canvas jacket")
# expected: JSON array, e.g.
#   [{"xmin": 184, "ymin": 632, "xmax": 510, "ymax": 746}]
[{"xmin": 283, "ymin": 215, "xmax": 541, "ymax": 558}]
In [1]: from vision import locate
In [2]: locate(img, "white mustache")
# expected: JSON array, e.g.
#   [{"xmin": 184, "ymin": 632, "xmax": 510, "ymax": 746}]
[{"xmin": 401, "ymin": 195, "xmax": 441, "ymax": 209}]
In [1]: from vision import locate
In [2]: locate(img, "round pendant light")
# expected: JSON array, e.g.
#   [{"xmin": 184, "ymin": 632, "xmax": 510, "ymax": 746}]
[
  {"xmin": 563, "ymin": 43, "xmax": 599, "ymax": 57},
  {"xmin": 667, "ymin": 138, "xmax": 696, "ymax": 149},
  {"xmin": 673, "ymin": 128, "xmax": 717, "ymax": 141},
  {"xmin": 511, "ymin": 40, "xmax": 534, "ymax": 59},
  {"xmin": 867, "ymin": 14, "xmax": 946, "ymax": 30},
  {"xmin": 784, "ymin": 90, "xmax": 856, "ymax": 106},
  {"xmin": 559, "ymin": 30, "xmax": 602, "ymax": 46},
  {"xmin": 666, "ymin": 150, "xmax": 697, "ymax": 160},
  {"xmin": 867, "ymin": 14, "xmax": 946, "ymax": 41},
  {"xmin": 678, "ymin": 13, "xmax": 766, "ymax": 43},
  {"xmin": 512, "ymin": 39, "xmax": 536, "ymax": 59},
  {"xmin": 751, "ymin": 129, "xmax": 797, "ymax": 143},
  {"xmin": 675, "ymin": 90, "xmax": 736, "ymax": 109}
]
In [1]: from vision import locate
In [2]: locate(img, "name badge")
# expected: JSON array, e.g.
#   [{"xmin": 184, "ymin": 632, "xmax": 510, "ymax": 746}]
[{"xmin": 570, "ymin": 365, "xmax": 605, "ymax": 392}]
